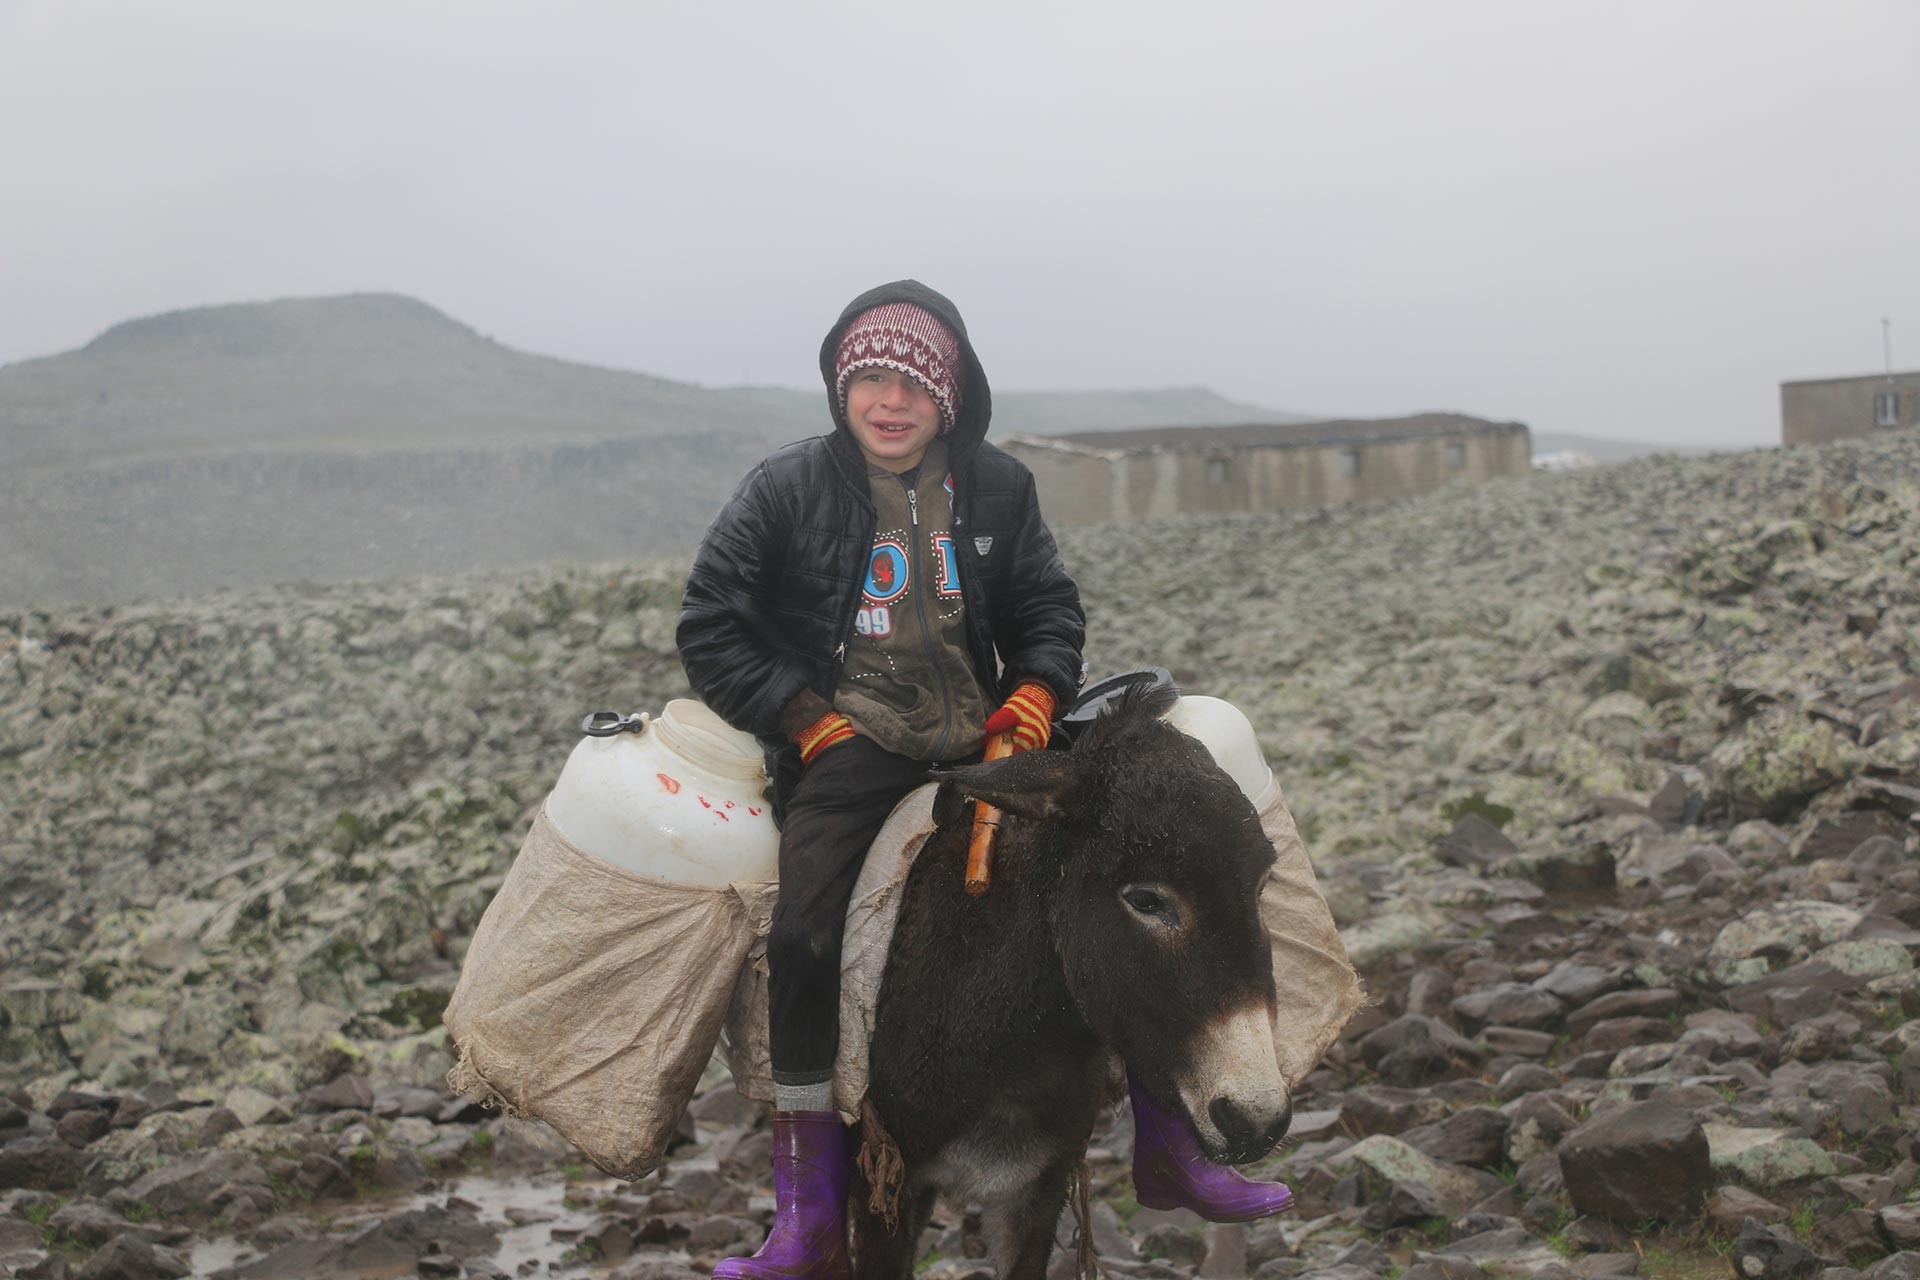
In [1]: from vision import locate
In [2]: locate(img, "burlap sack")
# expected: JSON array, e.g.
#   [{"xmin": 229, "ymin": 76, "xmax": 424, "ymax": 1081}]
[
  {"xmin": 725, "ymin": 777, "xmax": 1361, "ymax": 1111},
  {"xmin": 1255, "ymin": 778, "xmax": 1367, "ymax": 1085},
  {"xmin": 445, "ymin": 804, "xmax": 778, "ymax": 1180}
]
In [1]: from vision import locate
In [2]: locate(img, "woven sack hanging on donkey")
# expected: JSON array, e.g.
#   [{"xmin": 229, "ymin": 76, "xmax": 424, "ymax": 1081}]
[{"xmin": 445, "ymin": 804, "xmax": 778, "ymax": 1180}]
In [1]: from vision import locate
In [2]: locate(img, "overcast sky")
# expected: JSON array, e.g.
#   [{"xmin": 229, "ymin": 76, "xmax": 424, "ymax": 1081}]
[{"xmin": 3, "ymin": 2, "xmax": 1915, "ymax": 448}]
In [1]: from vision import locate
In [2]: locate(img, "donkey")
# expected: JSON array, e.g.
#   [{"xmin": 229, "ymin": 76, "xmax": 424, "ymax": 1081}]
[{"xmin": 851, "ymin": 686, "xmax": 1291, "ymax": 1280}]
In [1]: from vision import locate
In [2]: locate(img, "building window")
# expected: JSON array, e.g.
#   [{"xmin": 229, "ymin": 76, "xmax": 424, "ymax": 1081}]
[
  {"xmin": 1206, "ymin": 457, "xmax": 1230, "ymax": 485},
  {"xmin": 1445, "ymin": 441, "xmax": 1467, "ymax": 470},
  {"xmin": 1875, "ymin": 391, "xmax": 1901, "ymax": 427},
  {"xmin": 1338, "ymin": 447, "xmax": 1362, "ymax": 479}
]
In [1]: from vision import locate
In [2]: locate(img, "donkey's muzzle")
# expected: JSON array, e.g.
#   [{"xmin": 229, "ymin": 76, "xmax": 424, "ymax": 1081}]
[{"xmin": 1208, "ymin": 1094, "xmax": 1292, "ymax": 1164}]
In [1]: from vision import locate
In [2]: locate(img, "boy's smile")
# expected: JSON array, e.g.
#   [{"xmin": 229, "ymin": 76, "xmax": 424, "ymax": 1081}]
[{"xmin": 844, "ymin": 368, "xmax": 942, "ymax": 473}]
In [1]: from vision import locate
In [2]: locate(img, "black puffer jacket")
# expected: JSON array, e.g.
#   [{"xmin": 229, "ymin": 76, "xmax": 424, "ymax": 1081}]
[{"xmin": 677, "ymin": 280, "xmax": 1086, "ymax": 810}]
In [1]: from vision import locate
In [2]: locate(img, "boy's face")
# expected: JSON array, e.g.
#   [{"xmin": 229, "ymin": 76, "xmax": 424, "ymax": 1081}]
[{"xmin": 844, "ymin": 367, "xmax": 942, "ymax": 473}]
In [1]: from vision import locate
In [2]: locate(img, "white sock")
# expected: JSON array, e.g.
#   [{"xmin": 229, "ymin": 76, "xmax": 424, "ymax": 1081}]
[{"xmin": 775, "ymin": 1081, "xmax": 834, "ymax": 1112}]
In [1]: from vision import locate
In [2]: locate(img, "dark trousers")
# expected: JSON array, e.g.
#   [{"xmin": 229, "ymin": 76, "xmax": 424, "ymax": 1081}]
[{"xmin": 767, "ymin": 736, "xmax": 935, "ymax": 1085}]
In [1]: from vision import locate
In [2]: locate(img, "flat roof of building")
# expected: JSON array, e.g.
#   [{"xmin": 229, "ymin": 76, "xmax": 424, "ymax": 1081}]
[
  {"xmin": 1780, "ymin": 369, "xmax": 1920, "ymax": 388},
  {"xmin": 1009, "ymin": 412, "xmax": 1528, "ymax": 455}
]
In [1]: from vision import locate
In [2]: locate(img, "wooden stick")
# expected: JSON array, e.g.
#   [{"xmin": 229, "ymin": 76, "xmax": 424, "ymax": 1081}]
[{"xmin": 965, "ymin": 731, "xmax": 1015, "ymax": 897}]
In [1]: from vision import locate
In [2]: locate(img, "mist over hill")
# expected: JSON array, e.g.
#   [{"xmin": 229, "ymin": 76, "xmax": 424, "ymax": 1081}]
[
  {"xmin": 0, "ymin": 294, "xmax": 1312, "ymax": 606},
  {"xmin": 2, "ymin": 294, "xmax": 741, "ymax": 469}
]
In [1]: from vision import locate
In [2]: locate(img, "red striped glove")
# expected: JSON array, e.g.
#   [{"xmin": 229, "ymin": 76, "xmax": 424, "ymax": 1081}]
[
  {"xmin": 982, "ymin": 682, "xmax": 1056, "ymax": 754},
  {"xmin": 795, "ymin": 710, "xmax": 855, "ymax": 764}
]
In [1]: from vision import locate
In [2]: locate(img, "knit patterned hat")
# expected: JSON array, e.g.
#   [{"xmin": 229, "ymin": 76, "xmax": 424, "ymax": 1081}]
[{"xmin": 834, "ymin": 303, "xmax": 965, "ymax": 432}]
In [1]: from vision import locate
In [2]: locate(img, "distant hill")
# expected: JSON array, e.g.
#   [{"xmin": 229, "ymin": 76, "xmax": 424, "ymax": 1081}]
[
  {"xmin": 0, "ymin": 293, "xmax": 801, "ymax": 471},
  {"xmin": 0, "ymin": 294, "xmax": 1313, "ymax": 605}
]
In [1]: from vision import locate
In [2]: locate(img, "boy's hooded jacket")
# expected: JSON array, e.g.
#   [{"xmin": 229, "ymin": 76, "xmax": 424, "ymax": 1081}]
[{"xmin": 677, "ymin": 280, "xmax": 1086, "ymax": 812}]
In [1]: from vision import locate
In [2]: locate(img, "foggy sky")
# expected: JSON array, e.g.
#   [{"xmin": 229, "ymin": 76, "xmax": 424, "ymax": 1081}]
[{"xmin": 3, "ymin": 1, "xmax": 1916, "ymax": 448}]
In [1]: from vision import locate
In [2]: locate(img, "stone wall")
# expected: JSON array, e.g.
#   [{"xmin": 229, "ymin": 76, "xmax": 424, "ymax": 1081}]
[
  {"xmin": 1007, "ymin": 424, "xmax": 1532, "ymax": 526},
  {"xmin": 1781, "ymin": 371, "xmax": 1920, "ymax": 446}
]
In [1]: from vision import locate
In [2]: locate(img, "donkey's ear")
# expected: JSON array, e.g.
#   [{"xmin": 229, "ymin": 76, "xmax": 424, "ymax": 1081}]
[{"xmin": 938, "ymin": 750, "xmax": 1080, "ymax": 822}]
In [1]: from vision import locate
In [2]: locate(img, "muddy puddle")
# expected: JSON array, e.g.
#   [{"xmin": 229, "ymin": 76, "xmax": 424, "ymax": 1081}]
[{"xmin": 190, "ymin": 1170, "xmax": 683, "ymax": 1278}]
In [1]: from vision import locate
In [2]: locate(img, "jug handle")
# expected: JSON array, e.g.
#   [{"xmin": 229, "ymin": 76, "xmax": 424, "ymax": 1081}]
[{"xmin": 581, "ymin": 711, "xmax": 651, "ymax": 737}]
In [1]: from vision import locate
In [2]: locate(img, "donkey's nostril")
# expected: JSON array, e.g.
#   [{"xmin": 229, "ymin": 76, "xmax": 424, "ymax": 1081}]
[{"xmin": 1209, "ymin": 1095, "xmax": 1291, "ymax": 1160}]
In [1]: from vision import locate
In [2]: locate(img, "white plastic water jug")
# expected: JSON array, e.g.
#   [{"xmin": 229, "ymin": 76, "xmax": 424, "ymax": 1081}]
[
  {"xmin": 545, "ymin": 700, "xmax": 780, "ymax": 887},
  {"xmin": 1164, "ymin": 695, "xmax": 1279, "ymax": 810}
]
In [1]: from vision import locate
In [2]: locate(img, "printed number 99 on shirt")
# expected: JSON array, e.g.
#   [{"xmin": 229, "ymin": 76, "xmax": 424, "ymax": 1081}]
[{"xmin": 855, "ymin": 606, "xmax": 894, "ymax": 638}]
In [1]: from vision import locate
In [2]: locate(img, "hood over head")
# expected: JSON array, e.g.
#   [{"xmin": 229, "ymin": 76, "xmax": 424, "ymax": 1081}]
[{"xmin": 819, "ymin": 280, "xmax": 992, "ymax": 464}]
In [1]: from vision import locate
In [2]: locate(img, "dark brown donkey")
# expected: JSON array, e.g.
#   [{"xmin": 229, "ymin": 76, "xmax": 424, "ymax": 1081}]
[{"xmin": 854, "ymin": 686, "xmax": 1291, "ymax": 1280}]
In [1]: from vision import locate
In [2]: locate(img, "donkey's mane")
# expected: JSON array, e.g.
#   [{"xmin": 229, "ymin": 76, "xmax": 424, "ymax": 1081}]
[{"xmin": 1073, "ymin": 679, "xmax": 1183, "ymax": 758}]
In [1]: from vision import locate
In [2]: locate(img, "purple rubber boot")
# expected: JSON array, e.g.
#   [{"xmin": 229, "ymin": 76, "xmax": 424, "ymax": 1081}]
[
  {"xmin": 1129, "ymin": 1074, "xmax": 1294, "ymax": 1222},
  {"xmin": 713, "ymin": 1111, "xmax": 852, "ymax": 1280}
]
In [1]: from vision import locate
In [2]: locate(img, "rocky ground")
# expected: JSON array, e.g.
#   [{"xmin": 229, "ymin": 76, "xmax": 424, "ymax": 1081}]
[{"xmin": 3, "ymin": 432, "xmax": 1920, "ymax": 1278}]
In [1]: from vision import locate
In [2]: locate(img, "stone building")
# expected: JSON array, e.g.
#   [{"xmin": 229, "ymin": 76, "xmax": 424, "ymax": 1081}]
[
  {"xmin": 1780, "ymin": 371, "xmax": 1920, "ymax": 446},
  {"xmin": 1002, "ymin": 413, "xmax": 1532, "ymax": 526}
]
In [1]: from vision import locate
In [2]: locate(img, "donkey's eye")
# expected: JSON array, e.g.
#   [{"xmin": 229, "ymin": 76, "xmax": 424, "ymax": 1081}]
[{"xmin": 1122, "ymin": 887, "xmax": 1171, "ymax": 918}]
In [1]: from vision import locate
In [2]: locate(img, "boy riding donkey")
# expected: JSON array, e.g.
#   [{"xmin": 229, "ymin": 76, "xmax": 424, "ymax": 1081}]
[{"xmin": 677, "ymin": 281, "xmax": 1294, "ymax": 1280}]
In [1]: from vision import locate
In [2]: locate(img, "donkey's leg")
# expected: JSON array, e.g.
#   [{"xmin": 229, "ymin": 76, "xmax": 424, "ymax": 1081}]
[
  {"xmin": 983, "ymin": 1161, "xmax": 1076, "ymax": 1280},
  {"xmin": 849, "ymin": 1172, "xmax": 934, "ymax": 1280}
]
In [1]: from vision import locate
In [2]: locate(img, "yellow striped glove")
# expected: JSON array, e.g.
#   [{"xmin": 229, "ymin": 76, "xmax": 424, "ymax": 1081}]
[
  {"xmin": 795, "ymin": 710, "xmax": 856, "ymax": 764},
  {"xmin": 982, "ymin": 682, "xmax": 1056, "ymax": 754}
]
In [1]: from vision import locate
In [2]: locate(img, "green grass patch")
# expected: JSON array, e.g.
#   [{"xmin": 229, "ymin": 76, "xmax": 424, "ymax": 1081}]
[
  {"xmin": 267, "ymin": 1170, "xmax": 309, "ymax": 1208},
  {"xmin": 1617, "ymin": 1221, "xmax": 1742, "ymax": 1280},
  {"xmin": 377, "ymin": 985, "xmax": 446, "ymax": 1032},
  {"xmin": 561, "ymin": 1237, "xmax": 603, "ymax": 1265},
  {"xmin": 1636, "ymin": 1244, "xmax": 1729, "ymax": 1280},
  {"xmin": 39, "ymin": 1226, "xmax": 91, "ymax": 1257},
  {"xmin": 1438, "ymin": 794, "xmax": 1515, "ymax": 829}
]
